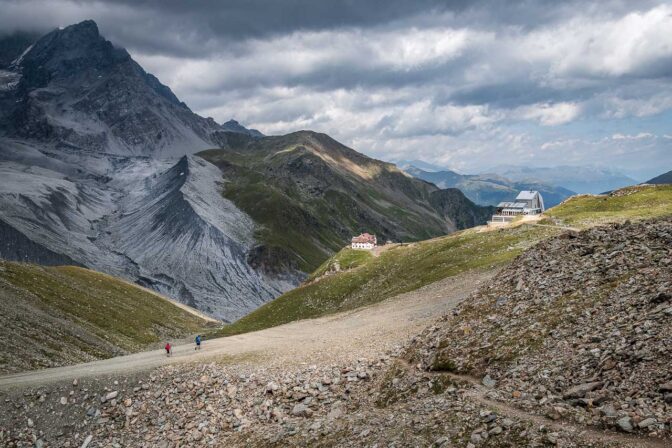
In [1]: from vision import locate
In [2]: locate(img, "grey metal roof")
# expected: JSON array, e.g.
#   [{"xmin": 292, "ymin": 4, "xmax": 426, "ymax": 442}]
[
  {"xmin": 497, "ymin": 202, "xmax": 527, "ymax": 209},
  {"xmin": 516, "ymin": 190, "xmax": 539, "ymax": 200}
]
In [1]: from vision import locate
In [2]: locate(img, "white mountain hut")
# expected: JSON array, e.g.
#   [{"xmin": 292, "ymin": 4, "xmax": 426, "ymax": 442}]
[
  {"xmin": 351, "ymin": 233, "xmax": 377, "ymax": 250},
  {"xmin": 490, "ymin": 190, "xmax": 545, "ymax": 224}
]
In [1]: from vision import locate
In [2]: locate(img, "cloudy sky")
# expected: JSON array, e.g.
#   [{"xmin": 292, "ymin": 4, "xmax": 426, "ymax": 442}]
[{"xmin": 2, "ymin": 0, "xmax": 671, "ymax": 179}]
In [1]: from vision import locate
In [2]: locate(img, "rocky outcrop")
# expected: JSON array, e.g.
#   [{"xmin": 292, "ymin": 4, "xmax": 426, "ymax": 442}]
[{"xmin": 408, "ymin": 218, "xmax": 672, "ymax": 438}]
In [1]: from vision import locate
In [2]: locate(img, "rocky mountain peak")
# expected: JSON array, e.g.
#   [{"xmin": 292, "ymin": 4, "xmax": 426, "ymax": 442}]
[
  {"xmin": 222, "ymin": 119, "xmax": 264, "ymax": 138},
  {"xmin": 0, "ymin": 20, "xmax": 262, "ymax": 155},
  {"xmin": 18, "ymin": 20, "xmax": 130, "ymax": 88}
]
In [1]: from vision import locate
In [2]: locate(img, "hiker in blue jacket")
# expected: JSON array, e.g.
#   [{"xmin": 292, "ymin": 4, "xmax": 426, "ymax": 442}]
[{"xmin": 195, "ymin": 334, "xmax": 202, "ymax": 350}]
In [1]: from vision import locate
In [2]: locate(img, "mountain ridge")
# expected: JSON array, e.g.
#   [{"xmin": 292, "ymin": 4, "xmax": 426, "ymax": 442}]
[
  {"xmin": 645, "ymin": 169, "xmax": 672, "ymax": 185},
  {"xmin": 200, "ymin": 130, "xmax": 494, "ymax": 272},
  {"xmin": 0, "ymin": 20, "xmax": 260, "ymax": 157},
  {"xmin": 403, "ymin": 165, "xmax": 575, "ymax": 207}
]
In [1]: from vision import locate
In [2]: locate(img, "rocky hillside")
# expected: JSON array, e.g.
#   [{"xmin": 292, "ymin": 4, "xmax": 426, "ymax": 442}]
[
  {"xmin": 1, "ymin": 354, "xmax": 641, "ymax": 448},
  {"xmin": 0, "ymin": 21, "xmax": 288, "ymax": 322},
  {"xmin": 408, "ymin": 218, "xmax": 672, "ymax": 438},
  {"xmin": 0, "ymin": 260, "xmax": 213, "ymax": 374},
  {"xmin": 405, "ymin": 166, "xmax": 575, "ymax": 207},
  {"xmin": 200, "ymin": 131, "xmax": 493, "ymax": 272}
]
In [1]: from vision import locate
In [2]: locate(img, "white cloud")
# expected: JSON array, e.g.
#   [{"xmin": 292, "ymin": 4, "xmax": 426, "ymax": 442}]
[
  {"xmin": 600, "ymin": 92, "xmax": 672, "ymax": 119},
  {"xmin": 611, "ymin": 132, "xmax": 654, "ymax": 140},
  {"xmin": 518, "ymin": 102, "xmax": 582, "ymax": 126},
  {"xmin": 517, "ymin": 4, "xmax": 672, "ymax": 79}
]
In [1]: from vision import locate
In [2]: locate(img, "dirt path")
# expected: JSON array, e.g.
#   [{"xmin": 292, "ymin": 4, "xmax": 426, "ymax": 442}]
[{"xmin": 0, "ymin": 269, "xmax": 497, "ymax": 391}]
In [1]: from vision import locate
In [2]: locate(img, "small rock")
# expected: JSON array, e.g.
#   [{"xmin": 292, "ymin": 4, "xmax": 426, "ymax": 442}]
[
  {"xmin": 482, "ymin": 375, "xmax": 496, "ymax": 388},
  {"xmin": 60, "ymin": 396, "xmax": 67, "ymax": 405},
  {"xmin": 600, "ymin": 404, "xmax": 618, "ymax": 418},
  {"xmin": 489, "ymin": 426, "xmax": 503, "ymax": 435},
  {"xmin": 659, "ymin": 382, "xmax": 672, "ymax": 393},
  {"xmin": 291, "ymin": 404, "xmax": 312, "ymax": 417},
  {"xmin": 617, "ymin": 416, "xmax": 633, "ymax": 433},
  {"xmin": 562, "ymin": 381, "xmax": 602, "ymax": 399},
  {"xmin": 638, "ymin": 418, "xmax": 656, "ymax": 429},
  {"xmin": 327, "ymin": 407, "xmax": 343, "ymax": 420},
  {"xmin": 80, "ymin": 435, "xmax": 93, "ymax": 448}
]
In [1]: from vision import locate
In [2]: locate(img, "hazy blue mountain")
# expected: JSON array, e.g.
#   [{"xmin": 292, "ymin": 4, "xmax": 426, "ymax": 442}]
[
  {"xmin": 395, "ymin": 159, "xmax": 453, "ymax": 173},
  {"xmin": 403, "ymin": 166, "xmax": 575, "ymax": 208},
  {"xmin": 488, "ymin": 165, "xmax": 637, "ymax": 194}
]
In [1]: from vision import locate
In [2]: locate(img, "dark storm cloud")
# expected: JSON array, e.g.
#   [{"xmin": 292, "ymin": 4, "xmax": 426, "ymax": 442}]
[{"xmin": 1, "ymin": 0, "xmax": 661, "ymax": 57}]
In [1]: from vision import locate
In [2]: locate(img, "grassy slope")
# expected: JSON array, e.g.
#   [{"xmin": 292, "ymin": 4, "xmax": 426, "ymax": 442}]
[
  {"xmin": 215, "ymin": 185, "xmax": 672, "ymax": 337},
  {"xmin": 215, "ymin": 225, "xmax": 559, "ymax": 336},
  {"xmin": 199, "ymin": 132, "xmax": 491, "ymax": 272},
  {"xmin": 545, "ymin": 184, "xmax": 672, "ymax": 227},
  {"xmin": 308, "ymin": 248, "xmax": 374, "ymax": 281},
  {"xmin": 0, "ymin": 262, "xmax": 211, "ymax": 373}
]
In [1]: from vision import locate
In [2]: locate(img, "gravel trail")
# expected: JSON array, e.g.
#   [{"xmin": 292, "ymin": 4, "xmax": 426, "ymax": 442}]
[{"xmin": 0, "ymin": 269, "xmax": 497, "ymax": 391}]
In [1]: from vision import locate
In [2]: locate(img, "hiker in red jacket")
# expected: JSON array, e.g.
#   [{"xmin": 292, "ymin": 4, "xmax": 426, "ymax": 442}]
[{"xmin": 165, "ymin": 342, "xmax": 172, "ymax": 357}]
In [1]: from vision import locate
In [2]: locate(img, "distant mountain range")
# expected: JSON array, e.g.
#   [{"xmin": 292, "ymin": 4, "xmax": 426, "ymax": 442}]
[
  {"xmin": 402, "ymin": 166, "xmax": 575, "ymax": 208},
  {"xmin": 645, "ymin": 169, "xmax": 672, "ymax": 185},
  {"xmin": 487, "ymin": 165, "xmax": 638, "ymax": 194},
  {"xmin": 395, "ymin": 159, "xmax": 454, "ymax": 173},
  {"xmin": 0, "ymin": 21, "xmax": 490, "ymax": 321}
]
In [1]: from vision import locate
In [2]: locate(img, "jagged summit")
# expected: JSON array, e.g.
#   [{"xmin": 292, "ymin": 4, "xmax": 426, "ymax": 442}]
[
  {"xmin": 222, "ymin": 119, "xmax": 264, "ymax": 138},
  {"xmin": 0, "ymin": 20, "xmax": 260, "ymax": 156}
]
